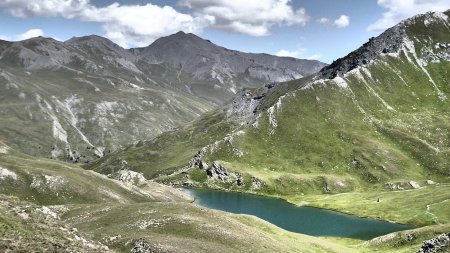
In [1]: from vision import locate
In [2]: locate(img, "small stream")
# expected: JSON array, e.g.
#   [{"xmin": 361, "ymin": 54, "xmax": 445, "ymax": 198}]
[{"xmin": 185, "ymin": 188, "xmax": 415, "ymax": 240}]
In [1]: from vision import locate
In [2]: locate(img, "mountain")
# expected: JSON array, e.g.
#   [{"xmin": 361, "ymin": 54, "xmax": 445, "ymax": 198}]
[
  {"xmin": 89, "ymin": 10, "xmax": 450, "ymax": 248},
  {"xmin": 133, "ymin": 31, "xmax": 325, "ymax": 94},
  {"xmin": 0, "ymin": 32, "xmax": 325, "ymax": 162}
]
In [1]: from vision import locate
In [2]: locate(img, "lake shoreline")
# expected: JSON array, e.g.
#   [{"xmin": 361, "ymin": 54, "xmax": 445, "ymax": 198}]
[
  {"xmin": 180, "ymin": 186, "xmax": 420, "ymax": 227},
  {"xmin": 182, "ymin": 187, "xmax": 415, "ymax": 240}
]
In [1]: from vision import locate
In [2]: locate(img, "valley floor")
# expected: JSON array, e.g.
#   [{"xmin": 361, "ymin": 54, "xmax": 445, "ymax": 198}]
[{"xmin": 1, "ymin": 139, "xmax": 449, "ymax": 252}]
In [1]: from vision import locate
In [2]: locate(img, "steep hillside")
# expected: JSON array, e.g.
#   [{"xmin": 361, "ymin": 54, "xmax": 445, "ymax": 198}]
[
  {"xmin": 0, "ymin": 36, "xmax": 214, "ymax": 162},
  {"xmin": 89, "ymin": 10, "xmax": 450, "ymax": 225},
  {"xmin": 0, "ymin": 32, "xmax": 324, "ymax": 162}
]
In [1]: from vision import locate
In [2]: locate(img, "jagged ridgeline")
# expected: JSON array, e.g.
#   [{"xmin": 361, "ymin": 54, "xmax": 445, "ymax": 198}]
[
  {"xmin": 90, "ymin": 10, "xmax": 450, "ymax": 195},
  {"xmin": 0, "ymin": 32, "xmax": 325, "ymax": 162}
]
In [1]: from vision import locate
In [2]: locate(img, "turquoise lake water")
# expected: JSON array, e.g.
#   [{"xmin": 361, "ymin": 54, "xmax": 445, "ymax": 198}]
[{"xmin": 185, "ymin": 188, "xmax": 415, "ymax": 240}]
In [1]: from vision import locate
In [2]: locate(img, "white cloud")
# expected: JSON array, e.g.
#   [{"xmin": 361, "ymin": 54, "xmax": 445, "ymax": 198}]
[
  {"xmin": 318, "ymin": 17, "xmax": 330, "ymax": 24},
  {"xmin": 275, "ymin": 48, "xmax": 306, "ymax": 58},
  {"xmin": 0, "ymin": 28, "xmax": 44, "ymax": 41},
  {"xmin": 17, "ymin": 28, "xmax": 44, "ymax": 40},
  {"xmin": 180, "ymin": 0, "xmax": 310, "ymax": 36},
  {"xmin": 82, "ymin": 3, "xmax": 212, "ymax": 47},
  {"xmin": 0, "ymin": 0, "xmax": 211, "ymax": 47},
  {"xmin": 275, "ymin": 48, "xmax": 321, "ymax": 60},
  {"xmin": 368, "ymin": 0, "xmax": 450, "ymax": 32},
  {"xmin": 0, "ymin": 0, "xmax": 311, "ymax": 45},
  {"xmin": 334, "ymin": 15, "xmax": 350, "ymax": 28},
  {"xmin": 0, "ymin": 0, "xmax": 89, "ymax": 18},
  {"xmin": 306, "ymin": 54, "xmax": 322, "ymax": 60},
  {"xmin": 318, "ymin": 15, "xmax": 350, "ymax": 28}
]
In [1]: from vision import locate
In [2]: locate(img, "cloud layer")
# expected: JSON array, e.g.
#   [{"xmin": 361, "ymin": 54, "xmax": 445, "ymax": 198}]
[
  {"xmin": 0, "ymin": 0, "xmax": 211, "ymax": 47},
  {"xmin": 180, "ymin": 0, "xmax": 310, "ymax": 36},
  {"xmin": 0, "ymin": 28, "xmax": 44, "ymax": 41},
  {"xmin": 368, "ymin": 0, "xmax": 450, "ymax": 31},
  {"xmin": 84, "ymin": 3, "xmax": 211, "ymax": 47},
  {"xmin": 0, "ymin": 0, "xmax": 311, "ymax": 46}
]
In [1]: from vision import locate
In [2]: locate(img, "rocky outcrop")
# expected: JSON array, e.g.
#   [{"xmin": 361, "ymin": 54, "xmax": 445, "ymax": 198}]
[
  {"xmin": 320, "ymin": 11, "xmax": 450, "ymax": 80},
  {"xmin": 110, "ymin": 169, "xmax": 147, "ymax": 186},
  {"xmin": 225, "ymin": 89, "xmax": 265, "ymax": 125},
  {"xmin": 384, "ymin": 181, "xmax": 421, "ymax": 190},
  {"xmin": 200, "ymin": 162, "xmax": 245, "ymax": 187},
  {"xmin": 236, "ymin": 176, "xmax": 245, "ymax": 187},
  {"xmin": 422, "ymin": 42, "xmax": 450, "ymax": 63},
  {"xmin": 131, "ymin": 239, "xmax": 158, "ymax": 253},
  {"xmin": 320, "ymin": 24, "xmax": 406, "ymax": 79},
  {"xmin": 185, "ymin": 130, "xmax": 246, "ymax": 173},
  {"xmin": 251, "ymin": 176, "xmax": 264, "ymax": 189},
  {"xmin": 417, "ymin": 233, "xmax": 450, "ymax": 253},
  {"xmin": 206, "ymin": 162, "xmax": 231, "ymax": 182},
  {"xmin": 427, "ymin": 180, "xmax": 436, "ymax": 185},
  {"xmin": 409, "ymin": 181, "xmax": 421, "ymax": 189},
  {"xmin": 188, "ymin": 145, "xmax": 213, "ymax": 170}
]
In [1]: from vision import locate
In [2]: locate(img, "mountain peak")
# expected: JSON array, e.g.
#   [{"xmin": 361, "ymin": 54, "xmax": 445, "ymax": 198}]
[
  {"xmin": 65, "ymin": 35, "xmax": 122, "ymax": 48},
  {"xmin": 320, "ymin": 24, "xmax": 406, "ymax": 79},
  {"xmin": 320, "ymin": 10, "xmax": 450, "ymax": 79},
  {"xmin": 154, "ymin": 31, "xmax": 207, "ymax": 45}
]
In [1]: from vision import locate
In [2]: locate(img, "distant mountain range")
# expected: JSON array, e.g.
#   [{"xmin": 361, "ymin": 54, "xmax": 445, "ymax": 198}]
[{"xmin": 0, "ymin": 31, "xmax": 325, "ymax": 162}]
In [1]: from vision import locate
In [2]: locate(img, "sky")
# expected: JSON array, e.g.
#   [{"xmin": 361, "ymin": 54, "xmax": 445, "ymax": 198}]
[{"xmin": 0, "ymin": 0, "xmax": 450, "ymax": 63}]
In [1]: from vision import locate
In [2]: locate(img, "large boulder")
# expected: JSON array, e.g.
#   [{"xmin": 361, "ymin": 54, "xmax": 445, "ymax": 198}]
[{"xmin": 417, "ymin": 233, "xmax": 450, "ymax": 253}]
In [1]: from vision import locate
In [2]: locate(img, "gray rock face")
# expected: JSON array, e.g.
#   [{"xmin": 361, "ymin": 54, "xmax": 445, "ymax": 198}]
[
  {"xmin": 417, "ymin": 233, "xmax": 450, "ymax": 253},
  {"xmin": 225, "ymin": 88, "xmax": 265, "ymax": 125},
  {"xmin": 131, "ymin": 239, "xmax": 157, "ymax": 253},
  {"xmin": 110, "ymin": 169, "xmax": 147, "ymax": 186},
  {"xmin": 206, "ymin": 162, "xmax": 230, "ymax": 182},
  {"xmin": 251, "ymin": 177, "xmax": 263, "ymax": 189},
  {"xmin": 236, "ymin": 176, "xmax": 245, "ymax": 187},
  {"xmin": 384, "ymin": 181, "xmax": 423, "ymax": 191},
  {"xmin": 321, "ymin": 10, "xmax": 450, "ymax": 79},
  {"xmin": 0, "ymin": 40, "xmax": 12, "ymax": 53},
  {"xmin": 132, "ymin": 31, "xmax": 326, "ymax": 84},
  {"xmin": 320, "ymin": 24, "xmax": 406, "ymax": 79}
]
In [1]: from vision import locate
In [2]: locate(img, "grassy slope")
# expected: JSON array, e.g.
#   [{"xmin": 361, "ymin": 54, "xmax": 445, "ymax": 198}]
[
  {"xmin": 0, "ymin": 141, "xmax": 354, "ymax": 252},
  {"xmin": 328, "ymin": 223, "xmax": 450, "ymax": 253},
  {"xmin": 63, "ymin": 202, "xmax": 354, "ymax": 253},
  {"xmin": 0, "ymin": 195, "xmax": 109, "ymax": 252},
  {"xmin": 291, "ymin": 183, "xmax": 450, "ymax": 226},
  {"xmin": 0, "ymin": 141, "xmax": 190, "ymax": 205}
]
